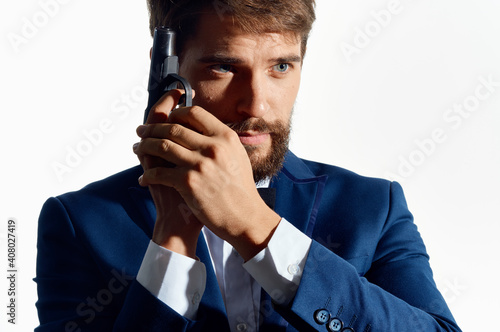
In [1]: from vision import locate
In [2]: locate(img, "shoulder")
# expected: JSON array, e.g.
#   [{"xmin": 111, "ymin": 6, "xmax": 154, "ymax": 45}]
[
  {"xmin": 57, "ymin": 165, "xmax": 144, "ymax": 203},
  {"xmin": 283, "ymin": 152, "xmax": 410, "ymax": 224},
  {"xmin": 40, "ymin": 164, "xmax": 150, "ymax": 240},
  {"xmin": 40, "ymin": 165, "xmax": 146, "ymax": 229},
  {"xmin": 37, "ymin": 166, "xmax": 150, "ymax": 283},
  {"xmin": 283, "ymin": 151, "xmax": 394, "ymax": 193}
]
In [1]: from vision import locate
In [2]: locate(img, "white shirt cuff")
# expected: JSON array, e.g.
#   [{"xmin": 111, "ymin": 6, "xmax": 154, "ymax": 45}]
[
  {"xmin": 243, "ymin": 218, "xmax": 312, "ymax": 305},
  {"xmin": 136, "ymin": 240, "xmax": 206, "ymax": 320}
]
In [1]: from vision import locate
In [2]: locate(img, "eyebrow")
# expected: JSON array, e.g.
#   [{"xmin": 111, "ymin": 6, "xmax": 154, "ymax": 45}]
[
  {"xmin": 198, "ymin": 55, "xmax": 244, "ymax": 65},
  {"xmin": 197, "ymin": 54, "xmax": 302, "ymax": 65},
  {"xmin": 273, "ymin": 55, "xmax": 302, "ymax": 63}
]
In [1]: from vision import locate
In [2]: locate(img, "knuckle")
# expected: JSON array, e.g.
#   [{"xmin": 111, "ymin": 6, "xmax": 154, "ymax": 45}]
[
  {"xmin": 151, "ymin": 167, "xmax": 161, "ymax": 178},
  {"xmin": 183, "ymin": 170, "xmax": 199, "ymax": 190},
  {"xmin": 204, "ymin": 143, "xmax": 224, "ymax": 159},
  {"xmin": 224, "ymin": 129, "xmax": 240, "ymax": 144},
  {"xmin": 186, "ymin": 105, "xmax": 203, "ymax": 118},
  {"xmin": 149, "ymin": 105, "xmax": 159, "ymax": 115},
  {"xmin": 142, "ymin": 169, "xmax": 155, "ymax": 183},
  {"xmin": 159, "ymin": 140, "xmax": 170, "ymax": 154},
  {"xmin": 166, "ymin": 124, "xmax": 183, "ymax": 138},
  {"xmin": 148, "ymin": 107, "xmax": 168, "ymax": 123},
  {"xmin": 210, "ymin": 143, "xmax": 223, "ymax": 155},
  {"xmin": 194, "ymin": 158, "xmax": 214, "ymax": 176}
]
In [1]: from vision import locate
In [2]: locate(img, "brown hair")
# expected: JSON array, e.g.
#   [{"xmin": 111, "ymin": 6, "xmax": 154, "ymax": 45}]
[{"xmin": 146, "ymin": 0, "xmax": 316, "ymax": 58}]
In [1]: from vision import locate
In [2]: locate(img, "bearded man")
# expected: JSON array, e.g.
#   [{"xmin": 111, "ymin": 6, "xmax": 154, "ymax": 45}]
[{"xmin": 35, "ymin": 1, "xmax": 461, "ymax": 331}]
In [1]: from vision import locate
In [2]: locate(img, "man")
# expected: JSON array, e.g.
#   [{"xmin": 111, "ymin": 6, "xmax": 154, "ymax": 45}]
[{"xmin": 35, "ymin": 1, "xmax": 461, "ymax": 331}]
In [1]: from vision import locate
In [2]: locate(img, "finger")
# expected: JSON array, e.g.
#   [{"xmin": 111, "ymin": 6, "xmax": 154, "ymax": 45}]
[
  {"xmin": 136, "ymin": 123, "xmax": 209, "ymax": 152},
  {"xmin": 146, "ymin": 89, "xmax": 196, "ymax": 124},
  {"xmin": 138, "ymin": 166, "xmax": 184, "ymax": 188},
  {"xmin": 134, "ymin": 141, "xmax": 175, "ymax": 170},
  {"xmin": 168, "ymin": 106, "xmax": 230, "ymax": 137},
  {"xmin": 142, "ymin": 152, "xmax": 172, "ymax": 171},
  {"xmin": 134, "ymin": 137, "xmax": 197, "ymax": 167}
]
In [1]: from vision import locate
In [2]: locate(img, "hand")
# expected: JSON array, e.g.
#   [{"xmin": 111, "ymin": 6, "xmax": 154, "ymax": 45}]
[
  {"xmin": 135, "ymin": 90, "xmax": 203, "ymax": 259},
  {"xmin": 134, "ymin": 91, "xmax": 281, "ymax": 260}
]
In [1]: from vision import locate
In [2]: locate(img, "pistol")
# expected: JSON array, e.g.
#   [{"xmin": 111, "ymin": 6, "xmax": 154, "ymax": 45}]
[{"xmin": 144, "ymin": 27, "xmax": 193, "ymax": 123}]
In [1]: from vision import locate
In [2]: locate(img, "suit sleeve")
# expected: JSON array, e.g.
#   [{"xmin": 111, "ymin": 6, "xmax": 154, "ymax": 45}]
[
  {"xmin": 34, "ymin": 197, "xmax": 218, "ymax": 331},
  {"xmin": 273, "ymin": 182, "xmax": 461, "ymax": 331}
]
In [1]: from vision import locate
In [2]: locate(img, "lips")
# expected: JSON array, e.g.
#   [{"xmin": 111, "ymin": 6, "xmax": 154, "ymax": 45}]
[{"xmin": 237, "ymin": 132, "xmax": 270, "ymax": 145}]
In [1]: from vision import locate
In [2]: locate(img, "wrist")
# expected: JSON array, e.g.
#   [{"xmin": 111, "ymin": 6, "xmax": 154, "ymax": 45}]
[
  {"xmin": 152, "ymin": 217, "xmax": 202, "ymax": 259},
  {"xmin": 153, "ymin": 234, "xmax": 199, "ymax": 260},
  {"xmin": 232, "ymin": 210, "xmax": 281, "ymax": 261}
]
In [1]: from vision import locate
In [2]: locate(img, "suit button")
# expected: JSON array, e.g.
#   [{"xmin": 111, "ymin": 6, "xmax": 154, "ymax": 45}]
[
  {"xmin": 236, "ymin": 322, "xmax": 247, "ymax": 331},
  {"xmin": 327, "ymin": 317, "xmax": 343, "ymax": 332},
  {"xmin": 341, "ymin": 328, "xmax": 355, "ymax": 332},
  {"xmin": 314, "ymin": 309, "xmax": 331, "ymax": 325}
]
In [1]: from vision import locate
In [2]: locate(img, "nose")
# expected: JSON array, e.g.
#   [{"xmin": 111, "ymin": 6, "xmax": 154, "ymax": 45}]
[{"xmin": 235, "ymin": 72, "xmax": 270, "ymax": 118}]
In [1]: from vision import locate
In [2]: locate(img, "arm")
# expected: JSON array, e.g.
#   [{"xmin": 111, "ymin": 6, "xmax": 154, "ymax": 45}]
[
  {"xmin": 134, "ymin": 89, "xmax": 281, "ymax": 262},
  {"xmin": 35, "ymin": 88, "xmax": 267, "ymax": 330},
  {"xmin": 269, "ymin": 182, "xmax": 461, "ymax": 331},
  {"xmin": 133, "ymin": 90, "xmax": 460, "ymax": 330},
  {"xmin": 135, "ymin": 240, "xmax": 206, "ymax": 320},
  {"xmin": 35, "ymin": 196, "xmax": 134, "ymax": 331},
  {"xmin": 34, "ymin": 197, "xmax": 216, "ymax": 331}
]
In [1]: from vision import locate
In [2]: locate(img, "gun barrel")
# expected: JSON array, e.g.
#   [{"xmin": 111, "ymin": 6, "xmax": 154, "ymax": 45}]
[
  {"xmin": 155, "ymin": 27, "xmax": 176, "ymax": 58},
  {"xmin": 149, "ymin": 27, "xmax": 177, "ymax": 88},
  {"xmin": 144, "ymin": 27, "xmax": 192, "ymax": 123}
]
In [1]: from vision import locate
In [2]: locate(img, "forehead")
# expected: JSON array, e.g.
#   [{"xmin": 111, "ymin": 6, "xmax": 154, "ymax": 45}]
[{"xmin": 183, "ymin": 13, "xmax": 301, "ymax": 60}]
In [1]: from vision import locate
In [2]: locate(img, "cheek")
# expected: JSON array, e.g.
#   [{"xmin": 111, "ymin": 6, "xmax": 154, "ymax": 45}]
[
  {"xmin": 271, "ymin": 78, "xmax": 300, "ymax": 118},
  {"xmin": 193, "ymin": 81, "xmax": 224, "ymax": 108},
  {"xmin": 191, "ymin": 80, "xmax": 238, "ymax": 120},
  {"xmin": 282, "ymin": 82, "xmax": 299, "ymax": 105}
]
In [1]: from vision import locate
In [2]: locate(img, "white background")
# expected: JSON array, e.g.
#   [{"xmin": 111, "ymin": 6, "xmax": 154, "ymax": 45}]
[{"xmin": 1, "ymin": 0, "xmax": 499, "ymax": 331}]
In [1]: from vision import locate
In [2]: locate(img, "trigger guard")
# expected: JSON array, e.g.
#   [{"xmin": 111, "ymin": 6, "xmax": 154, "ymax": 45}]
[{"xmin": 164, "ymin": 73, "xmax": 193, "ymax": 107}]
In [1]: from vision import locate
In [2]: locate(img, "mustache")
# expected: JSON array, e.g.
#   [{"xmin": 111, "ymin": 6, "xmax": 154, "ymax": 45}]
[{"xmin": 226, "ymin": 118, "xmax": 284, "ymax": 133}]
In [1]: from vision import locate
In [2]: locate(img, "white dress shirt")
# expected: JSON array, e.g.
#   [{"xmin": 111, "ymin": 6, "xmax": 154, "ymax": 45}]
[{"xmin": 136, "ymin": 187, "xmax": 312, "ymax": 332}]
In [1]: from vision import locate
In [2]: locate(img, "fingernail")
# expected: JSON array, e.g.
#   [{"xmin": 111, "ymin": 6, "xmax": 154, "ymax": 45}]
[
  {"xmin": 132, "ymin": 143, "xmax": 139, "ymax": 152},
  {"xmin": 138, "ymin": 175, "xmax": 144, "ymax": 185},
  {"xmin": 136, "ymin": 125, "xmax": 147, "ymax": 137}
]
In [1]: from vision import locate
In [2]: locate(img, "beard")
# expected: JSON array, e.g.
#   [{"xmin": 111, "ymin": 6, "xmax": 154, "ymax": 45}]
[{"xmin": 227, "ymin": 118, "xmax": 291, "ymax": 183}]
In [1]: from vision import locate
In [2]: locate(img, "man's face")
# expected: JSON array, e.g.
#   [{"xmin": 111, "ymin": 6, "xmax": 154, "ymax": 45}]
[{"xmin": 179, "ymin": 13, "xmax": 302, "ymax": 181}]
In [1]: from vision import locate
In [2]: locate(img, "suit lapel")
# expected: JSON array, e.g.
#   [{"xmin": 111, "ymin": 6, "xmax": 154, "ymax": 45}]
[{"xmin": 272, "ymin": 152, "xmax": 328, "ymax": 237}]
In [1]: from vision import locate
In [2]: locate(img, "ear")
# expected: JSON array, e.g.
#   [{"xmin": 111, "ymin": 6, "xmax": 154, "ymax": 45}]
[{"xmin": 149, "ymin": 47, "xmax": 153, "ymax": 59}]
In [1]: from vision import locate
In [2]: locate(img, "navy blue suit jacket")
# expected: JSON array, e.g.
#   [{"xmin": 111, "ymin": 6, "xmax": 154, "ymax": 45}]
[{"xmin": 35, "ymin": 151, "xmax": 460, "ymax": 331}]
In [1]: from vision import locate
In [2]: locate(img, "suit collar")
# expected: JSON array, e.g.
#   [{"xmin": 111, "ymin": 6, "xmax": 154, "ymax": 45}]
[{"xmin": 271, "ymin": 151, "xmax": 328, "ymax": 237}]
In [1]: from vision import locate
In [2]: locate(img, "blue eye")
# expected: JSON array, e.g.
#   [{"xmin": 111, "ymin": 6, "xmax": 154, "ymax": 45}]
[
  {"xmin": 213, "ymin": 64, "xmax": 232, "ymax": 73},
  {"xmin": 273, "ymin": 63, "xmax": 289, "ymax": 72}
]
